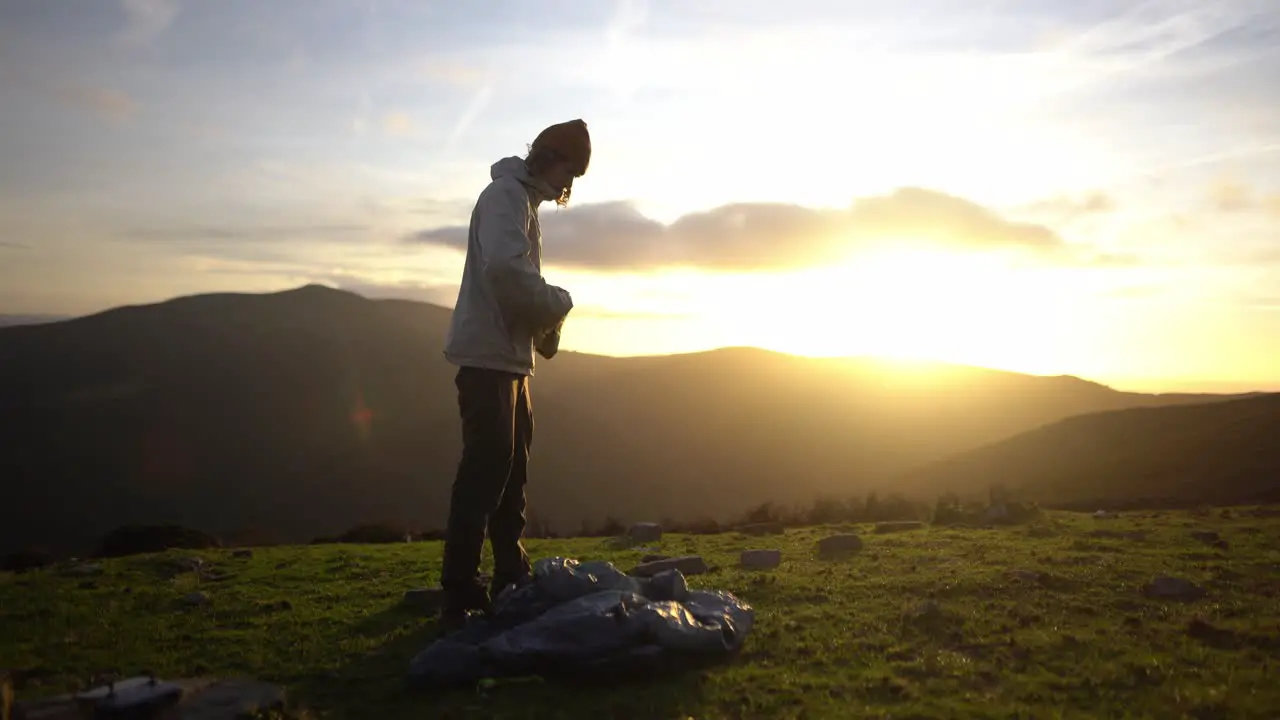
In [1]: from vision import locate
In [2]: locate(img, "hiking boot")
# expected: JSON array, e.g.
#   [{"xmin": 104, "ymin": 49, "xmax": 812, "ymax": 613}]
[
  {"xmin": 438, "ymin": 581, "xmax": 491, "ymax": 632},
  {"xmin": 488, "ymin": 571, "xmax": 532, "ymax": 602}
]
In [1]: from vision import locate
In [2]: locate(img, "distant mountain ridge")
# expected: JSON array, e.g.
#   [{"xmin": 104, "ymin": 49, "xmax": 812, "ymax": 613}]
[
  {"xmin": 896, "ymin": 392, "xmax": 1280, "ymax": 507},
  {"xmin": 0, "ymin": 284, "xmax": 1267, "ymax": 555}
]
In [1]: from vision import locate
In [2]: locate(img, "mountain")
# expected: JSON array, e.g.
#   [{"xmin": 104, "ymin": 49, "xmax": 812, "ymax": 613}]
[
  {"xmin": 0, "ymin": 313, "xmax": 70, "ymax": 328},
  {"xmin": 0, "ymin": 285, "xmax": 1257, "ymax": 555},
  {"xmin": 894, "ymin": 393, "xmax": 1280, "ymax": 507}
]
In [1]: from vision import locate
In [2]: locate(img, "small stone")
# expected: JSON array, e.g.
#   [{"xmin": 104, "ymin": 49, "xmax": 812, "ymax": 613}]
[
  {"xmin": 740, "ymin": 549, "xmax": 781, "ymax": 569},
  {"xmin": 817, "ymin": 534, "xmax": 863, "ymax": 559},
  {"xmin": 231, "ymin": 549, "xmax": 254, "ymax": 559},
  {"xmin": 182, "ymin": 591, "xmax": 211, "ymax": 607},
  {"xmin": 180, "ymin": 678, "xmax": 287, "ymax": 719},
  {"xmin": 640, "ymin": 554, "xmax": 670, "ymax": 563},
  {"xmin": 1142, "ymin": 576, "xmax": 1206, "ymax": 602},
  {"xmin": 403, "ymin": 587, "xmax": 444, "ymax": 610},
  {"xmin": 874, "ymin": 521, "xmax": 926, "ymax": 534},
  {"xmin": 631, "ymin": 555, "xmax": 709, "ymax": 577},
  {"xmin": 627, "ymin": 522, "xmax": 663, "ymax": 543}
]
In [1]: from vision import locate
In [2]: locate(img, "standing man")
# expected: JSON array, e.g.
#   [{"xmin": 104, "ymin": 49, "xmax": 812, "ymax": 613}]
[{"xmin": 438, "ymin": 119, "xmax": 591, "ymax": 627}]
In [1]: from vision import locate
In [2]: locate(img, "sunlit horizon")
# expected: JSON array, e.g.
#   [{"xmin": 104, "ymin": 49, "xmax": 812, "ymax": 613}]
[{"xmin": 2, "ymin": 1, "xmax": 1278, "ymax": 395}]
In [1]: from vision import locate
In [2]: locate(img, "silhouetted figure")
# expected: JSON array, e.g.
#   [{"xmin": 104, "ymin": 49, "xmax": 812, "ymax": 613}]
[{"xmin": 438, "ymin": 119, "xmax": 590, "ymax": 628}]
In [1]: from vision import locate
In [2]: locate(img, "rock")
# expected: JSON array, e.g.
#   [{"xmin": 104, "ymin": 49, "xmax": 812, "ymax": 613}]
[
  {"xmin": 1142, "ymin": 576, "xmax": 1206, "ymax": 602},
  {"xmin": 627, "ymin": 522, "xmax": 663, "ymax": 543},
  {"xmin": 18, "ymin": 677, "xmax": 289, "ymax": 720},
  {"xmin": 740, "ymin": 549, "xmax": 782, "ymax": 569},
  {"xmin": 231, "ymin": 549, "xmax": 253, "ymax": 559},
  {"xmin": 874, "ymin": 521, "xmax": 925, "ymax": 534},
  {"xmin": 61, "ymin": 563, "xmax": 103, "ymax": 578},
  {"xmin": 631, "ymin": 555, "xmax": 708, "ymax": 577},
  {"xmin": 1008, "ymin": 569, "xmax": 1040, "ymax": 582},
  {"xmin": 640, "ymin": 554, "xmax": 670, "ymax": 564},
  {"xmin": 816, "ymin": 534, "xmax": 863, "ymax": 559},
  {"xmin": 403, "ymin": 588, "xmax": 444, "ymax": 611},
  {"xmin": 181, "ymin": 591, "xmax": 211, "ymax": 607},
  {"xmin": 180, "ymin": 678, "xmax": 286, "ymax": 719},
  {"xmin": 737, "ymin": 522, "xmax": 785, "ymax": 536}
]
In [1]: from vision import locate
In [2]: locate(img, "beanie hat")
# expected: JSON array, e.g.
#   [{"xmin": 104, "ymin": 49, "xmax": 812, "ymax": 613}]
[{"xmin": 531, "ymin": 119, "xmax": 591, "ymax": 175}]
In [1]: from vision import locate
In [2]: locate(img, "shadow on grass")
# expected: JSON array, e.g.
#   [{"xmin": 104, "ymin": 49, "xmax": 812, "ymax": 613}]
[{"xmin": 291, "ymin": 604, "xmax": 714, "ymax": 720}]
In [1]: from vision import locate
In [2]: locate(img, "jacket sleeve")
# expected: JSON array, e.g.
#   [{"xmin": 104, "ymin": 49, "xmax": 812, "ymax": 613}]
[{"xmin": 477, "ymin": 180, "xmax": 573, "ymax": 332}]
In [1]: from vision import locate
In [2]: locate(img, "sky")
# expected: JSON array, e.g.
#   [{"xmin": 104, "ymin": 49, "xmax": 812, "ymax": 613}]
[{"xmin": 1, "ymin": 0, "xmax": 1278, "ymax": 392}]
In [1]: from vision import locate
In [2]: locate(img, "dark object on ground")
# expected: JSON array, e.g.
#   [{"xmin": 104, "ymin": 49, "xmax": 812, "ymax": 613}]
[
  {"xmin": 740, "ymin": 549, "xmax": 781, "ymax": 569},
  {"xmin": 403, "ymin": 588, "xmax": 444, "ymax": 613},
  {"xmin": 627, "ymin": 522, "xmax": 663, "ymax": 543},
  {"xmin": 13, "ymin": 676, "xmax": 288, "ymax": 719},
  {"xmin": 97, "ymin": 524, "xmax": 221, "ymax": 559},
  {"xmin": 1142, "ymin": 576, "xmax": 1206, "ymax": 601},
  {"xmin": 630, "ymin": 555, "xmax": 709, "ymax": 577},
  {"xmin": 409, "ymin": 557, "xmax": 753, "ymax": 687},
  {"xmin": 817, "ymin": 534, "xmax": 863, "ymax": 559},
  {"xmin": 1, "ymin": 549, "xmax": 52, "ymax": 574}
]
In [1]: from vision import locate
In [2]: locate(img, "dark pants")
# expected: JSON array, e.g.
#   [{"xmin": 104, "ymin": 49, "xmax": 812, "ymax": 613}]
[{"xmin": 440, "ymin": 366, "xmax": 533, "ymax": 606}]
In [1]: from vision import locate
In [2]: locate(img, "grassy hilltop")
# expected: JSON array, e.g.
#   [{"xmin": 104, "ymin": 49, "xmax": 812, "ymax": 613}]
[{"xmin": 3, "ymin": 508, "xmax": 1279, "ymax": 719}]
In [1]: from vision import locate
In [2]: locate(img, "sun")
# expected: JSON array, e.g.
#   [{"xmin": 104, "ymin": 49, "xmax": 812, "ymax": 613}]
[{"xmin": 744, "ymin": 245, "xmax": 1077, "ymax": 374}]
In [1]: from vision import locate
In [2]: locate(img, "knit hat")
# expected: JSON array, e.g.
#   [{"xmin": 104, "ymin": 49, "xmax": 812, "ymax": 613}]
[{"xmin": 530, "ymin": 119, "xmax": 591, "ymax": 175}]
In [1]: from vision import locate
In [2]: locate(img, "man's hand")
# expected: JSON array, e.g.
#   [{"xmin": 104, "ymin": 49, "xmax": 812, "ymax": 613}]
[{"xmin": 535, "ymin": 304, "xmax": 569, "ymax": 359}]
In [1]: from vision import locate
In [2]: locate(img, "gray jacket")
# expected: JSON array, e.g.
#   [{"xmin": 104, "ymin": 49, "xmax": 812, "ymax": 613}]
[{"xmin": 443, "ymin": 156, "xmax": 574, "ymax": 376}]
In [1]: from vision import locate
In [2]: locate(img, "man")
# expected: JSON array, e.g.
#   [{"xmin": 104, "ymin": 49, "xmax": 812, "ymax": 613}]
[{"xmin": 438, "ymin": 119, "xmax": 591, "ymax": 627}]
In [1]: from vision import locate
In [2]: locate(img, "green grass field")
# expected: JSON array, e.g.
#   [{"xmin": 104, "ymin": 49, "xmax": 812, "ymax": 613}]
[{"xmin": 3, "ymin": 508, "xmax": 1279, "ymax": 719}]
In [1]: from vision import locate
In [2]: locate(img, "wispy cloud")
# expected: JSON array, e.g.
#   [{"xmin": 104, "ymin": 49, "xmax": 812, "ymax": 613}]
[{"xmin": 116, "ymin": 0, "xmax": 179, "ymax": 47}]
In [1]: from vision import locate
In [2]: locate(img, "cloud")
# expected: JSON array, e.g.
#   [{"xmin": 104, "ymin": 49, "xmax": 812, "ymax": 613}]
[
  {"xmin": 381, "ymin": 111, "xmax": 414, "ymax": 136},
  {"xmin": 2, "ymin": 64, "xmax": 137, "ymax": 124},
  {"xmin": 1025, "ymin": 191, "xmax": 1117, "ymax": 220},
  {"xmin": 409, "ymin": 187, "xmax": 1101, "ymax": 271},
  {"xmin": 116, "ymin": 0, "xmax": 179, "ymax": 46},
  {"xmin": 1210, "ymin": 181, "xmax": 1254, "ymax": 212},
  {"xmin": 421, "ymin": 57, "xmax": 488, "ymax": 89}
]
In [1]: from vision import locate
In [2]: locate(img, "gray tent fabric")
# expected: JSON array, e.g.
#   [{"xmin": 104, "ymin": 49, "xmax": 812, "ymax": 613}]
[{"xmin": 409, "ymin": 557, "xmax": 754, "ymax": 687}]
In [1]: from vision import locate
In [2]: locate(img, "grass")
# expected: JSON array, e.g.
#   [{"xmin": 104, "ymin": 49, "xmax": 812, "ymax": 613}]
[{"xmin": 3, "ymin": 508, "xmax": 1279, "ymax": 719}]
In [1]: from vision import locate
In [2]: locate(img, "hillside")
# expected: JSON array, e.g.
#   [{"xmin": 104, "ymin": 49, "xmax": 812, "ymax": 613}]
[
  {"xmin": 3, "ymin": 510, "xmax": 1279, "ymax": 718},
  {"xmin": 0, "ymin": 284, "xmax": 1254, "ymax": 556},
  {"xmin": 896, "ymin": 393, "xmax": 1280, "ymax": 507}
]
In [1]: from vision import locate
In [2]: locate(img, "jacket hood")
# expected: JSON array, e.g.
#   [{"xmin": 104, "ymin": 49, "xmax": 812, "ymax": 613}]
[{"xmin": 490, "ymin": 156, "xmax": 557, "ymax": 202}]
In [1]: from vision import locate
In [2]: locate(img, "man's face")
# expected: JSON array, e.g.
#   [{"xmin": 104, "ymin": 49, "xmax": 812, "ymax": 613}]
[{"xmin": 542, "ymin": 158, "xmax": 579, "ymax": 197}]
